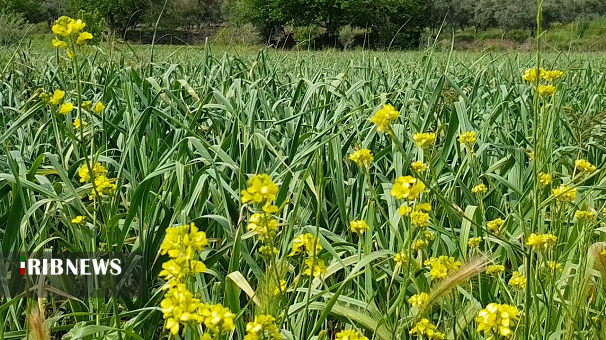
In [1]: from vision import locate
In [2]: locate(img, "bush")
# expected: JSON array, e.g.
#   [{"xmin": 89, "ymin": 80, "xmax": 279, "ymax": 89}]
[
  {"xmin": 291, "ymin": 24, "xmax": 326, "ymax": 49},
  {"xmin": 214, "ymin": 24, "xmax": 262, "ymax": 46},
  {"xmin": 338, "ymin": 25, "xmax": 366, "ymax": 50},
  {"xmin": 0, "ymin": 11, "xmax": 28, "ymax": 45}
]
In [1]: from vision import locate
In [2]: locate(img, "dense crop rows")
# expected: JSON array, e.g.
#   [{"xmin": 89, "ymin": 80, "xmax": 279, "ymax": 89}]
[{"xmin": 1, "ymin": 22, "xmax": 606, "ymax": 339}]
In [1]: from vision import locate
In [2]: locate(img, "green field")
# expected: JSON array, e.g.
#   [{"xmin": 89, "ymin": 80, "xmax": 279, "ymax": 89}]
[{"xmin": 1, "ymin": 25, "xmax": 606, "ymax": 340}]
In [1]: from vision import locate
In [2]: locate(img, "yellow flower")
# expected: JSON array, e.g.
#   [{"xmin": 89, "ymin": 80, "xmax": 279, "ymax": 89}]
[
  {"xmin": 259, "ymin": 245, "xmax": 279, "ymax": 257},
  {"xmin": 49, "ymin": 90, "xmax": 65, "ymax": 105},
  {"xmin": 94, "ymin": 101, "xmax": 106, "ymax": 114},
  {"xmin": 476, "ymin": 303, "xmax": 520, "ymax": 338},
  {"xmin": 160, "ymin": 222, "xmax": 209, "ymax": 259},
  {"xmin": 273, "ymin": 280, "xmax": 287, "ymax": 296},
  {"xmin": 601, "ymin": 249, "xmax": 606, "ymax": 256},
  {"xmin": 245, "ymin": 315, "xmax": 283, "ymax": 340},
  {"xmin": 458, "ymin": 131, "xmax": 477, "ymax": 146},
  {"xmin": 410, "ymin": 318, "xmax": 444, "ymax": 339},
  {"xmin": 413, "ymin": 132, "xmax": 437, "ymax": 149},
  {"xmin": 423, "ymin": 230, "xmax": 436, "ymax": 241},
  {"xmin": 539, "ymin": 173, "xmax": 553, "ymax": 187},
  {"xmin": 202, "ymin": 304, "xmax": 235, "ymax": 333},
  {"xmin": 508, "ymin": 271, "xmax": 527, "ymax": 289},
  {"xmin": 471, "ymin": 183, "xmax": 487, "ymax": 194},
  {"xmin": 399, "ymin": 205, "xmax": 412, "ymax": 216},
  {"xmin": 71, "ymin": 216, "xmax": 86, "ymax": 224},
  {"xmin": 410, "ymin": 211, "xmax": 430, "ymax": 228},
  {"xmin": 411, "ymin": 160, "xmax": 428, "ymax": 173},
  {"xmin": 542, "ymin": 70, "xmax": 564, "ymax": 82},
  {"xmin": 468, "ymin": 237, "xmax": 483, "ymax": 248},
  {"xmin": 90, "ymin": 175, "xmax": 118, "ymax": 199},
  {"xmin": 349, "ymin": 149, "xmax": 374, "ymax": 167},
  {"xmin": 409, "ymin": 292, "xmax": 429, "ymax": 308},
  {"xmin": 59, "ymin": 103, "xmax": 74, "ymax": 114},
  {"xmin": 487, "ymin": 218, "xmax": 504, "ymax": 232},
  {"xmin": 575, "ymin": 159, "xmax": 596, "ymax": 173},
  {"xmin": 78, "ymin": 162, "xmax": 108, "ymax": 183},
  {"xmin": 73, "ymin": 118, "xmax": 86, "ymax": 129},
  {"xmin": 247, "ymin": 213, "xmax": 279, "ymax": 242},
  {"xmin": 415, "ymin": 202, "xmax": 432, "ymax": 211},
  {"xmin": 161, "ymin": 282, "xmax": 203, "ymax": 335},
  {"xmin": 486, "ymin": 264, "xmax": 505, "ymax": 276},
  {"xmin": 304, "ymin": 257, "xmax": 327, "ymax": 278},
  {"xmin": 350, "ymin": 220, "xmax": 370, "ymax": 235},
  {"xmin": 553, "ymin": 184, "xmax": 577, "ymax": 203},
  {"xmin": 538, "ymin": 85, "xmax": 556, "ymax": 96},
  {"xmin": 67, "ymin": 50, "xmax": 76, "ymax": 59},
  {"xmin": 82, "ymin": 101, "xmax": 92, "ymax": 111},
  {"xmin": 159, "ymin": 257, "xmax": 207, "ymax": 280},
  {"xmin": 241, "ymin": 174, "xmax": 279, "ymax": 204},
  {"xmin": 52, "ymin": 38, "xmax": 67, "ymax": 48},
  {"xmin": 546, "ymin": 261, "xmax": 563, "ymax": 272},
  {"xmin": 76, "ymin": 31, "xmax": 93, "ymax": 45},
  {"xmin": 370, "ymin": 104, "xmax": 400, "ymax": 132},
  {"xmin": 393, "ymin": 252, "xmax": 408, "ymax": 264},
  {"xmin": 424, "ymin": 256, "xmax": 462, "ymax": 280},
  {"xmin": 413, "ymin": 239, "xmax": 428, "ymax": 251},
  {"xmin": 526, "ymin": 233, "xmax": 557, "ymax": 248},
  {"xmin": 391, "ymin": 176, "xmax": 425, "ymax": 201},
  {"xmin": 289, "ymin": 233, "xmax": 322, "ymax": 256},
  {"xmin": 335, "ymin": 329, "xmax": 368, "ymax": 340},
  {"xmin": 575, "ymin": 210, "xmax": 596, "ymax": 221},
  {"xmin": 522, "ymin": 68, "xmax": 544, "ymax": 83}
]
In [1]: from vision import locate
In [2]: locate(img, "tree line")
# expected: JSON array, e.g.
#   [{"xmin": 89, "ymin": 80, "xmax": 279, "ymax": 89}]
[{"xmin": 2, "ymin": 0, "xmax": 605, "ymax": 48}]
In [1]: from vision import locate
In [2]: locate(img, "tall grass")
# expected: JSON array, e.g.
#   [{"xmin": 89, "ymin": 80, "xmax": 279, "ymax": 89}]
[{"xmin": 1, "ymin": 13, "xmax": 606, "ymax": 340}]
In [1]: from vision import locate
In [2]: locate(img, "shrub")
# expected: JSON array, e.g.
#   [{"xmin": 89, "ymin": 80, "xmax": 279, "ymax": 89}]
[
  {"xmin": 291, "ymin": 24, "xmax": 326, "ymax": 49},
  {"xmin": 0, "ymin": 11, "xmax": 28, "ymax": 45},
  {"xmin": 338, "ymin": 25, "xmax": 366, "ymax": 50}
]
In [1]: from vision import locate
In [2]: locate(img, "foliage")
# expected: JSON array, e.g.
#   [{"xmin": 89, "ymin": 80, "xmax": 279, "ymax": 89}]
[{"xmin": 0, "ymin": 11, "xmax": 28, "ymax": 45}]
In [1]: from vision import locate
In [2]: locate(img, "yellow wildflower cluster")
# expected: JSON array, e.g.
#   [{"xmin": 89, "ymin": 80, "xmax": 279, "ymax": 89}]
[
  {"xmin": 476, "ymin": 303, "xmax": 520, "ymax": 338},
  {"xmin": 370, "ymin": 104, "xmax": 400, "ymax": 132},
  {"xmin": 486, "ymin": 264, "xmax": 505, "ymax": 276},
  {"xmin": 575, "ymin": 210, "xmax": 596, "ymax": 221},
  {"xmin": 409, "ymin": 292, "xmax": 429, "ymax": 308},
  {"xmin": 51, "ymin": 16, "xmax": 93, "ymax": 58},
  {"xmin": 539, "ymin": 173, "xmax": 553, "ymax": 187},
  {"xmin": 538, "ymin": 85, "xmax": 556, "ymax": 97},
  {"xmin": 335, "ymin": 329, "xmax": 369, "ymax": 340},
  {"xmin": 289, "ymin": 233, "xmax": 326, "ymax": 278},
  {"xmin": 78, "ymin": 162, "xmax": 117, "ymax": 199},
  {"xmin": 248, "ymin": 213, "xmax": 279, "ymax": 242},
  {"xmin": 468, "ymin": 237, "xmax": 483, "ymax": 248},
  {"xmin": 487, "ymin": 218, "xmax": 505, "ymax": 233},
  {"xmin": 391, "ymin": 176, "xmax": 425, "ymax": 200},
  {"xmin": 522, "ymin": 68, "xmax": 564, "ymax": 83},
  {"xmin": 409, "ymin": 319, "xmax": 445, "ymax": 339},
  {"xmin": 424, "ymin": 256, "xmax": 462, "ymax": 280},
  {"xmin": 553, "ymin": 184, "xmax": 577, "ymax": 203},
  {"xmin": 526, "ymin": 233, "xmax": 557, "ymax": 248},
  {"xmin": 350, "ymin": 220, "xmax": 370, "ymax": 235},
  {"xmin": 546, "ymin": 261, "xmax": 563, "ymax": 272},
  {"xmin": 410, "ymin": 211, "xmax": 431, "ymax": 228},
  {"xmin": 242, "ymin": 174, "xmax": 279, "ymax": 204},
  {"xmin": 508, "ymin": 271, "xmax": 527, "ymax": 289},
  {"xmin": 393, "ymin": 251, "xmax": 408, "ymax": 264},
  {"xmin": 575, "ymin": 159, "xmax": 597, "ymax": 173},
  {"xmin": 471, "ymin": 183, "xmax": 487, "ymax": 194},
  {"xmin": 159, "ymin": 223, "xmax": 209, "ymax": 279},
  {"xmin": 411, "ymin": 160, "xmax": 428, "ymax": 173},
  {"xmin": 349, "ymin": 149, "xmax": 374, "ymax": 167},
  {"xmin": 244, "ymin": 314, "xmax": 283, "ymax": 340},
  {"xmin": 413, "ymin": 132, "xmax": 437, "ymax": 149},
  {"xmin": 413, "ymin": 239, "xmax": 429, "ymax": 250},
  {"xmin": 458, "ymin": 131, "xmax": 477, "ymax": 147}
]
